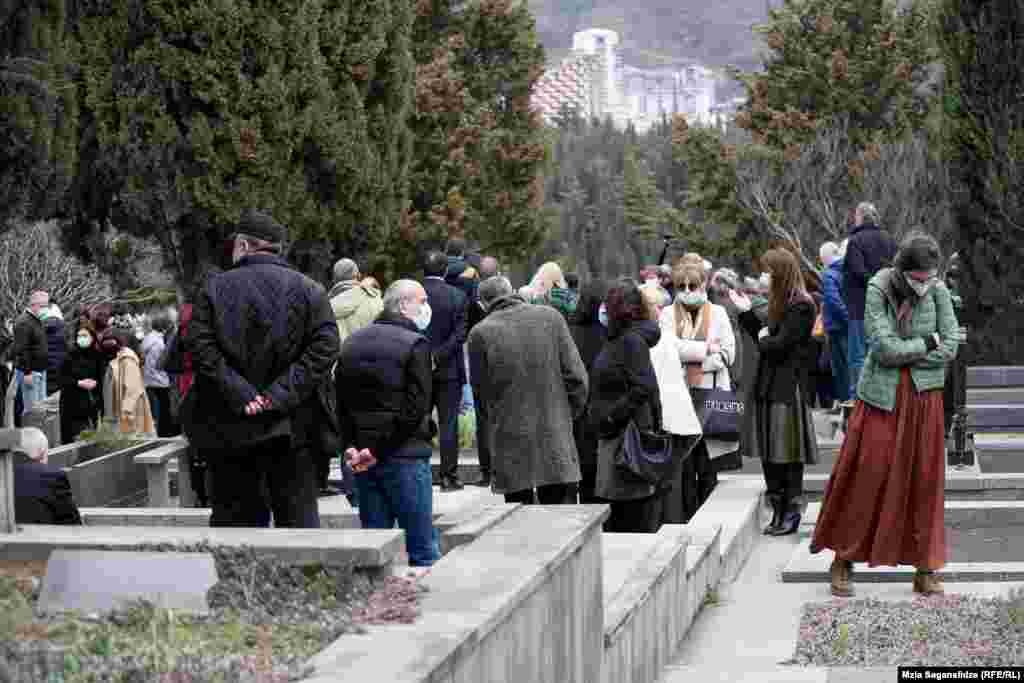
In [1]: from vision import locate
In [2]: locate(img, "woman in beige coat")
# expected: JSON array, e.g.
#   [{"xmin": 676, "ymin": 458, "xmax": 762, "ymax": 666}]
[{"xmin": 104, "ymin": 329, "xmax": 156, "ymax": 436}]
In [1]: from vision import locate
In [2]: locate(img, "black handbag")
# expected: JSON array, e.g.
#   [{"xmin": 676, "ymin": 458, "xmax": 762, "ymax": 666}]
[
  {"xmin": 614, "ymin": 419, "xmax": 675, "ymax": 485},
  {"xmin": 690, "ymin": 376, "xmax": 744, "ymax": 442}
]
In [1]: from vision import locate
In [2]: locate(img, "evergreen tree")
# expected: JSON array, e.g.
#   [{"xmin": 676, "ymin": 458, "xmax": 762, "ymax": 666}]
[
  {"xmin": 938, "ymin": 0, "xmax": 1024, "ymax": 363},
  {"xmin": 407, "ymin": 0, "xmax": 548, "ymax": 273},
  {"xmin": 676, "ymin": 0, "xmax": 938, "ymax": 265},
  {"xmin": 0, "ymin": 0, "xmax": 76, "ymax": 228},
  {"xmin": 622, "ymin": 144, "xmax": 663, "ymax": 266},
  {"xmin": 65, "ymin": 0, "xmax": 414, "ymax": 292}
]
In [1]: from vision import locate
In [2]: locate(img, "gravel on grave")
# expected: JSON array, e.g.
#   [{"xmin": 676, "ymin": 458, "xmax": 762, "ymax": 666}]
[
  {"xmin": 2, "ymin": 543, "xmax": 428, "ymax": 682},
  {"xmin": 788, "ymin": 593, "xmax": 1024, "ymax": 667}
]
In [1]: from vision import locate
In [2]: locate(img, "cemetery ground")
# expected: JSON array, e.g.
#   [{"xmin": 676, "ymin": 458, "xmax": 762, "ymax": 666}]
[{"xmin": 6, "ymin": 370, "xmax": 1024, "ymax": 682}]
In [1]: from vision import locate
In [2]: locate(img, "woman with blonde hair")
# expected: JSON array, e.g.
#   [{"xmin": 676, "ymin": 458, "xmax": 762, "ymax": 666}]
[
  {"xmin": 810, "ymin": 233, "xmax": 958, "ymax": 597},
  {"xmin": 520, "ymin": 261, "xmax": 577, "ymax": 319},
  {"xmin": 729, "ymin": 248, "xmax": 819, "ymax": 536},
  {"xmin": 660, "ymin": 253, "xmax": 737, "ymax": 519}
]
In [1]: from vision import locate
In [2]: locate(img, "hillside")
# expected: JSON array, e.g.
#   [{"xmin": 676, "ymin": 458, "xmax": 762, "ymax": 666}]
[{"xmin": 527, "ymin": 0, "xmax": 771, "ymax": 77}]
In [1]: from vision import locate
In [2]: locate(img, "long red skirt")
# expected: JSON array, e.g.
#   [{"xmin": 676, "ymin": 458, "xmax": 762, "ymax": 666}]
[{"xmin": 810, "ymin": 369, "xmax": 946, "ymax": 570}]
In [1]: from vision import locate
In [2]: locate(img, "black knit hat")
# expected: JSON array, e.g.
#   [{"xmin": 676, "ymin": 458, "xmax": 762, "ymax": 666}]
[
  {"xmin": 895, "ymin": 232, "xmax": 942, "ymax": 272},
  {"xmin": 237, "ymin": 209, "xmax": 286, "ymax": 244}
]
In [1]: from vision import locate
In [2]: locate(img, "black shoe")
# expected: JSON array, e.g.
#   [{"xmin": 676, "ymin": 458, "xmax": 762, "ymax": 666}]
[
  {"xmin": 440, "ymin": 476, "xmax": 464, "ymax": 492},
  {"xmin": 764, "ymin": 498, "xmax": 784, "ymax": 535},
  {"xmin": 468, "ymin": 473, "xmax": 492, "ymax": 487},
  {"xmin": 768, "ymin": 508, "xmax": 801, "ymax": 536}
]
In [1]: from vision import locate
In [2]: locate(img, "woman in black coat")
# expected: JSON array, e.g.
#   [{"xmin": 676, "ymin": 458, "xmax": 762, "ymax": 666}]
[
  {"xmin": 59, "ymin": 319, "xmax": 106, "ymax": 444},
  {"xmin": 590, "ymin": 278, "xmax": 664, "ymax": 533},
  {"xmin": 730, "ymin": 249, "xmax": 820, "ymax": 537},
  {"xmin": 569, "ymin": 279, "xmax": 609, "ymax": 504}
]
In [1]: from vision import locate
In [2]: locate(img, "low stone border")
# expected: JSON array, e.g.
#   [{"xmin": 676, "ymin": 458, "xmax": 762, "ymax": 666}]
[
  {"xmin": 0, "ymin": 525, "xmax": 403, "ymax": 570},
  {"xmin": 599, "ymin": 477, "xmax": 762, "ymax": 683}
]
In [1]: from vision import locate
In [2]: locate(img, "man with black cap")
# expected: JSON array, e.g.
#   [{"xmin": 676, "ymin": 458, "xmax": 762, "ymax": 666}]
[{"xmin": 183, "ymin": 209, "xmax": 340, "ymax": 528}]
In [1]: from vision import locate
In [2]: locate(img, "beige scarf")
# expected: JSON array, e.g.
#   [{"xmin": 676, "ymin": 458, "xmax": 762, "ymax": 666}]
[{"xmin": 675, "ymin": 301, "xmax": 713, "ymax": 386}]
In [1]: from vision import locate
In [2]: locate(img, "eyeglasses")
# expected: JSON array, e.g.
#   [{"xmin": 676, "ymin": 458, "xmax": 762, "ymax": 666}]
[{"xmin": 678, "ymin": 282, "xmax": 704, "ymax": 292}]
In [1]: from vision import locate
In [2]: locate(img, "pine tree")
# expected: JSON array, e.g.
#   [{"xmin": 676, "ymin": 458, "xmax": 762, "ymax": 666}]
[
  {"xmin": 938, "ymin": 0, "xmax": 1024, "ymax": 363},
  {"xmin": 0, "ymin": 0, "xmax": 76, "ymax": 228},
  {"xmin": 65, "ymin": 0, "xmax": 414, "ymax": 292},
  {"xmin": 622, "ymin": 144, "xmax": 663, "ymax": 266},
  {"xmin": 407, "ymin": 0, "xmax": 548, "ymax": 272}
]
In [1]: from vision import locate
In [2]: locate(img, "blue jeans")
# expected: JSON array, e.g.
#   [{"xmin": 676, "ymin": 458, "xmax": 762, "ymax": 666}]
[
  {"xmin": 847, "ymin": 320, "xmax": 866, "ymax": 399},
  {"xmin": 16, "ymin": 370, "xmax": 47, "ymax": 414},
  {"xmin": 356, "ymin": 455, "xmax": 437, "ymax": 567},
  {"xmin": 828, "ymin": 331, "xmax": 851, "ymax": 402}
]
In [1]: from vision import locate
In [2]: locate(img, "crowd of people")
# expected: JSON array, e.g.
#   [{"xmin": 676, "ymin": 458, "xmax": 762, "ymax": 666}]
[{"xmin": 3, "ymin": 202, "xmax": 961, "ymax": 596}]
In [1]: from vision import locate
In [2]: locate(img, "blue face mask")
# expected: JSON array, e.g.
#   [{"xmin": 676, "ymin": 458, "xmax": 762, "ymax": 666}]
[
  {"xmin": 413, "ymin": 302, "xmax": 432, "ymax": 331},
  {"xmin": 598, "ymin": 304, "xmax": 608, "ymax": 328}
]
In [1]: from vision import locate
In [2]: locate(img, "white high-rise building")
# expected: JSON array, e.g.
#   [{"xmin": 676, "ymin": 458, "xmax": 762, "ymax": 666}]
[
  {"xmin": 571, "ymin": 28, "xmax": 621, "ymax": 113},
  {"xmin": 531, "ymin": 28, "xmax": 720, "ymax": 131}
]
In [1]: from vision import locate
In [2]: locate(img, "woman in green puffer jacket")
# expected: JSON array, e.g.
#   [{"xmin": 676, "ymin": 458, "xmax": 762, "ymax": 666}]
[{"xmin": 811, "ymin": 232, "xmax": 959, "ymax": 599}]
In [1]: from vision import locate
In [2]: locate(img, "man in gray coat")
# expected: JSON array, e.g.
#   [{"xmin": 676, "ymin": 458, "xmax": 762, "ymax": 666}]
[{"xmin": 468, "ymin": 276, "xmax": 588, "ymax": 504}]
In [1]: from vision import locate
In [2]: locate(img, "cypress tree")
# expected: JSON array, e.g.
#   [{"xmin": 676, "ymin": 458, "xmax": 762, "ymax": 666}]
[
  {"xmin": 407, "ymin": 0, "xmax": 548, "ymax": 272},
  {"xmin": 0, "ymin": 0, "xmax": 76, "ymax": 228},
  {"xmin": 66, "ymin": 0, "xmax": 414, "ymax": 292},
  {"xmin": 938, "ymin": 0, "xmax": 1024, "ymax": 363}
]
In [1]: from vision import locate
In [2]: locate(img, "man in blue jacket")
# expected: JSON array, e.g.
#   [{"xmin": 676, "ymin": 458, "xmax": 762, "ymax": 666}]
[
  {"xmin": 820, "ymin": 241, "xmax": 850, "ymax": 405},
  {"xmin": 844, "ymin": 202, "xmax": 897, "ymax": 397}
]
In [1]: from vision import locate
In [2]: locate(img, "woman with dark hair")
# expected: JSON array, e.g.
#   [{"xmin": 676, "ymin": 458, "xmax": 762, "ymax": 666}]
[
  {"xmin": 58, "ymin": 319, "xmax": 105, "ymax": 444},
  {"xmin": 810, "ymin": 233, "xmax": 959, "ymax": 597},
  {"xmin": 569, "ymin": 279, "xmax": 609, "ymax": 503},
  {"xmin": 590, "ymin": 278, "xmax": 665, "ymax": 532},
  {"xmin": 103, "ymin": 326, "xmax": 156, "ymax": 436},
  {"xmin": 729, "ymin": 248, "xmax": 819, "ymax": 537}
]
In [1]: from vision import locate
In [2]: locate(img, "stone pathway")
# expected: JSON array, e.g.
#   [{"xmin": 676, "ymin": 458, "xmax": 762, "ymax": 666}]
[{"xmin": 658, "ymin": 531, "xmax": 1024, "ymax": 683}]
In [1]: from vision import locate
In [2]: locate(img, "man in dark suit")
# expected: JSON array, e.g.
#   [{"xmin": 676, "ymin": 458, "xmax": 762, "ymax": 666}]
[
  {"xmin": 422, "ymin": 251, "xmax": 468, "ymax": 491},
  {"xmin": 14, "ymin": 426, "xmax": 82, "ymax": 525}
]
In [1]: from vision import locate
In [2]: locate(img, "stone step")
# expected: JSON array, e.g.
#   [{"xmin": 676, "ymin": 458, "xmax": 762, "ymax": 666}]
[
  {"xmin": 967, "ymin": 403, "xmax": 1024, "ymax": 431},
  {"xmin": 967, "ymin": 386, "xmax": 1024, "ymax": 405},
  {"xmin": 967, "ymin": 366, "xmax": 1024, "ymax": 389}
]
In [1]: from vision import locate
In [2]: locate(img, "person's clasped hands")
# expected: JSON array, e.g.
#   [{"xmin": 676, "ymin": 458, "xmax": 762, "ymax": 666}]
[
  {"xmin": 345, "ymin": 447, "xmax": 377, "ymax": 474},
  {"xmin": 244, "ymin": 394, "xmax": 272, "ymax": 416}
]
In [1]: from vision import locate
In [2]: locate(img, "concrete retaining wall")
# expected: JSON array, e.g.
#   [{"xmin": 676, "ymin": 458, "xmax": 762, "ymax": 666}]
[
  {"xmin": 64, "ymin": 440, "xmax": 164, "ymax": 507},
  {"xmin": 308, "ymin": 505, "xmax": 609, "ymax": 683}
]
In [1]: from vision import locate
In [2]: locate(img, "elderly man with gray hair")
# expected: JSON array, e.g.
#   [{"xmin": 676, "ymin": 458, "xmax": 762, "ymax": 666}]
[
  {"xmin": 468, "ymin": 276, "xmax": 588, "ymax": 504},
  {"xmin": 845, "ymin": 201, "xmax": 897, "ymax": 399},
  {"xmin": 13, "ymin": 427, "xmax": 81, "ymax": 524},
  {"xmin": 335, "ymin": 279, "xmax": 437, "ymax": 572},
  {"xmin": 329, "ymin": 257, "xmax": 383, "ymax": 344}
]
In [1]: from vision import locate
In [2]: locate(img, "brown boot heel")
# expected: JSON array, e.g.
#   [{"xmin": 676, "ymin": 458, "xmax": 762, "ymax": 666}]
[
  {"xmin": 913, "ymin": 570, "xmax": 944, "ymax": 595},
  {"xmin": 830, "ymin": 558, "xmax": 854, "ymax": 598}
]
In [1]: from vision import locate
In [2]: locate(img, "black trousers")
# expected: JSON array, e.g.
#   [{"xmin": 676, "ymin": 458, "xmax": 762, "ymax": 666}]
[
  {"xmin": 472, "ymin": 386, "xmax": 491, "ymax": 478},
  {"xmin": 434, "ymin": 378, "xmax": 462, "ymax": 480},
  {"xmin": 147, "ymin": 387, "xmax": 175, "ymax": 437},
  {"xmin": 762, "ymin": 461, "xmax": 804, "ymax": 507},
  {"xmin": 693, "ymin": 440, "xmax": 718, "ymax": 507},
  {"xmin": 316, "ymin": 449, "xmax": 334, "ymax": 490},
  {"xmin": 204, "ymin": 436, "xmax": 320, "ymax": 528},
  {"xmin": 504, "ymin": 482, "xmax": 579, "ymax": 505},
  {"xmin": 605, "ymin": 492, "xmax": 664, "ymax": 533},
  {"xmin": 662, "ymin": 435, "xmax": 698, "ymax": 524}
]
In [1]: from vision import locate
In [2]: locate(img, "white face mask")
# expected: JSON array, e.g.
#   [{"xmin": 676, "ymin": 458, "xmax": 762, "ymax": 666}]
[
  {"xmin": 904, "ymin": 273, "xmax": 938, "ymax": 298},
  {"xmin": 413, "ymin": 301, "xmax": 432, "ymax": 331},
  {"xmin": 598, "ymin": 303, "xmax": 608, "ymax": 328},
  {"xmin": 77, "ymin": 334, "xmax": 92, "ymax": 349},
  {"xmin": 677, "ymin": 290, "xmax": 707, "ymax": 308}
]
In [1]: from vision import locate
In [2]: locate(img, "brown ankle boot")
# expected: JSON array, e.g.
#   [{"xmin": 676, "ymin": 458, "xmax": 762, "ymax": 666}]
[
  {"xmin": 830, "ymin": 558, "xmax": 854, "ymax": 597},
  {"xmin": 913, "ymin": 570, "xmax": 944, "ymax": 595}
]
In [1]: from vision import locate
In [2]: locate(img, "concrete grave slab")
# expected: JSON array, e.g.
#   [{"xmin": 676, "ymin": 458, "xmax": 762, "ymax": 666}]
[
  {"xmin": 2, "ymin": 525, "xmax": 403, "ymax": 568},
  {"xmin": 39, "ymin": 549, "xmax": 216, "ymax": 614}
]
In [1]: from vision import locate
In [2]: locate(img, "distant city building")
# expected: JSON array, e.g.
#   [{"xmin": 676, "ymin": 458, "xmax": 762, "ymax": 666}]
[{"xmin": 532, "ymin": 28, "xmax": 720, "ymax": 132}]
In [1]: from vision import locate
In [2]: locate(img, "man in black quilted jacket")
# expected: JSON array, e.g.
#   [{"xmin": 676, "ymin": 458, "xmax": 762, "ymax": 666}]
[{"xmin": 183, "ymin": 210, "xmax": 340, "ymax": 528}]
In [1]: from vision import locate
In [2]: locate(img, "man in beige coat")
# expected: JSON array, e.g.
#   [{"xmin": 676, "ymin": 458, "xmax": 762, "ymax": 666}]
[{"xmin": 329, "ymin": 258, "xmax": 383, "ymax": 343}]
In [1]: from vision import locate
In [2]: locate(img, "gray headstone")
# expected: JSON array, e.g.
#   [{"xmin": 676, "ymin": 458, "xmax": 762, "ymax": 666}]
[{"xmin": 39, "ymin": 550, "xmax": 217, "ymax": 615}]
